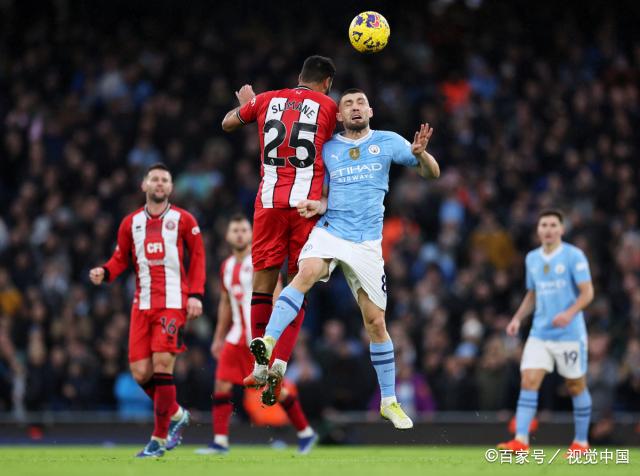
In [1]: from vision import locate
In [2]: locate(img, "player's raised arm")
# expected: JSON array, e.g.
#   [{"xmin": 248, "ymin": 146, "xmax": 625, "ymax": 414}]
[
  {"xmin": 92, "ymin": 216, "xmax": 133, "ymax": 285},
  {"xmin": 221, "ymin": 84, "xmax": 256, "ymax": 132},
  {"xmin": 506, "ymin": 290, "xmax": 536, "ymax": 336},
  {"xmin": 411, "ymin": 123, "xmax": 440, "ymax": 179},
  {"xmin": 182, "ymin": 213, "xmax": 206, "ymax": 320}
]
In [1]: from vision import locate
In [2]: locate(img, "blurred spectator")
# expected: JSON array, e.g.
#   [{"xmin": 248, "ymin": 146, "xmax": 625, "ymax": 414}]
[
  {"xmin": 475, "ymin": 335, "xmax": 517, "ymax": 410},
  {"xmin": 0, "ymin": 268, "xmax": 22, "ymax": 317},
  {"xmin": 587, "ymin": 332, "xmax": 619, "ymax": 417}
]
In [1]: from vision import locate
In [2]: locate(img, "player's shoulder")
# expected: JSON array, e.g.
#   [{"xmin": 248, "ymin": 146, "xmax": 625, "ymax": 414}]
[
  {"xmin": 169, "ymin": 204, "xmax": 195, "ymax": 220},
  {"xmin": 525, "ymin": 248, "xmax": 542, "ymax": 263},
  {"xmin": 220, "ymin": 255, "xmax": 233, "ymax": 272},
  {"xmin": 563, "ymin": 242, "xmax": 588, "ymax": 260},
  {"xmin": 122, "ymin": 207, "xmax": 145, "ymax": 223},
  {"xmin": 324, "ymin": 132, "xmax": 344, "ymax": 147},
  {"xmin": 375, "ymin": 130, "xmax": 409, "ymax": 144},
  {"xmin": 171, "ymin": 206, "xmax": 202, "ymax": 234}
]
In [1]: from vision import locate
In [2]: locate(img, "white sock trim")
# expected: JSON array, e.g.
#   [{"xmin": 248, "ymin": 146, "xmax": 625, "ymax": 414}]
[
  {"xmin": 272, "ymin": 358, "xmax": 287, "ymax": 375},
  {"xmin": 515, "ymin": 434, "xmax": 529, "ymax": 445},
  {"xmin": 297, "ymin": 426, "xmax": 314, "ymax": 438},
  {"xmin": 253, "ymin": 362, "xmax": 268, "ymax": 377},
  {"xmin": 214, "ymin": 435, "xmax": 229, "ymax": 447},
  {"xmin": 170, "ymin": 406, "xmax": 184, "ymax": 421},
  {"xmin": 381, "ymin": 396, "xmax": 397, "ymax": 407}
]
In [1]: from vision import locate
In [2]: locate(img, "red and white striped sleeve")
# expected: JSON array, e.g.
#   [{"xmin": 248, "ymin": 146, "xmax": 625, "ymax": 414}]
[
  {"xmin": 181, "ymin": 211, "xmax": 206, "ymax": 300},
  {"xmin": 102, "ymin": 214, "xmax": 133, "ymax": 282}
]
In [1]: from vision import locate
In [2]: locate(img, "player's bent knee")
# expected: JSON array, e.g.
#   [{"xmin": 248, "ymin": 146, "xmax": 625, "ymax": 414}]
[
  {"xmin": 566, "ymin": 378, "xmax": 586, "ymax": 395},
  {"xmin": 296, "ymin": 260, "xmax": 325, "ymax": 287},
  {"xmin": 130, "ymin": 361, "xmax": 152, "ymax": 384},
  {"xmin": 152, "ymin": 352, "xmax": 175, "ymax": 374},
  {"xmin": 364, "ymin": 314, "xmax": 387, "ymax": 340},
  {"xmin": 521, "ymin": 372, "xmax": 543, "ymax": 390}
]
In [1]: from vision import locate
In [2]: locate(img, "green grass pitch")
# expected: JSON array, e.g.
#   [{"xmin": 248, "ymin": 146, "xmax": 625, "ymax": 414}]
[{"xmin": 0, "ymin": 446, "xmax": 637, "ymax": 476}]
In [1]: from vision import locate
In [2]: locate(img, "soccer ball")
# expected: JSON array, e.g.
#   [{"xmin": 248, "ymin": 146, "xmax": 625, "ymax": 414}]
[{"xmin": 348, "ymin": 11, "xmax": 390, "ymax": 54}]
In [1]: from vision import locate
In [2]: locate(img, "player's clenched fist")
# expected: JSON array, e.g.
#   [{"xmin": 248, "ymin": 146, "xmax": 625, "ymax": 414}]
[
  {"xmin": 297, "ymin": 199, "xmax": 325, "ymax": 218},
  {"xmin": 186, "ymin": 297, "xmax": 203, "ymax": 320},
  {"xmin": 235, "ymin": 84, "xmax": 255, "ymax": 106},
  {"xmin": 506, "ymin": 317, "xmax": 521, "ymax": 337},
  {"xmin": 89, "ymin": 267, "xmax": 105, "ymax": 285}
]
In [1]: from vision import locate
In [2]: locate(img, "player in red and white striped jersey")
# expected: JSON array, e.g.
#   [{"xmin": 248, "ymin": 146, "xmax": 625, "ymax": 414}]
[
  {"xmin": 221, "ymin": 55, "xmax": 337, "ymax": 390},
  {"xmin": 197, "ymin": 215, "xmax": 316, "ymax": 454},
  {"xmin": 89, "ymin": 163, "xmax": 206, "ymax": 457}
]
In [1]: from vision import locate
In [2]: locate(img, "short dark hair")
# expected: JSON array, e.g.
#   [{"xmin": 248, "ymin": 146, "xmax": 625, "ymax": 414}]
[
  {"xmin": 228, "ymin": 213, "xmax": 250, "ymax": 224},
  {"xmin": 537, "ymin": 209, "xmax": 564, "ymax": 224},
  {"xmin": 145, "ymin": 162, "xmax": 171, "ymax": 177},
  {"xmin": 299, "ymin": 55, "xmax": 336, "ymax": 83},
  {"xmin": 339, "ymin": 88, "xmax": 366, "ymax": 102}
]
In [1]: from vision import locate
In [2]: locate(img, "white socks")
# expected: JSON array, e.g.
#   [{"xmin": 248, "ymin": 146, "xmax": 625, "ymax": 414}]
[
  {"xmin": 381, "ymin": 396, "xmax": 397, "ymax": 407},
  {"xmin": 171, "ymin": 406, "xmax": 184, "ymax": 421},
  {"xmin": 297, "ymin": 426, "xmax": 314, "ymax": 438},
  {"xmin": 272, "ymin": 358, "xmax": 287, "ymax": 376}
]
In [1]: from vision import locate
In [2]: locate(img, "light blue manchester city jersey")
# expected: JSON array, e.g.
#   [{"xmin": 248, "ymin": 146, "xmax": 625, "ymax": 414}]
[
  {"xmin": 526, "ymin": 242, "xmax": 592, "ymax": 341},
  {"xmin": 318, "ymin": 130, "xmax": 418, "ymax": 242}
]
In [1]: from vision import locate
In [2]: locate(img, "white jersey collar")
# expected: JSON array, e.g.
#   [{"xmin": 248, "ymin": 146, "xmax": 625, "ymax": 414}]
[
  {"xmin": 335, "ymin": 129, "xmax": 375, "ymax": 146},
  {"xmin": 539, "ymin": 243, "xmax": 564, "ymax": 262}
]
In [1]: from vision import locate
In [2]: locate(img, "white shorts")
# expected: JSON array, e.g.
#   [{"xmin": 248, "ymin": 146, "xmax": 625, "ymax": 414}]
[
  {"xmin": 298, "ymin": 227, "xmax": 387, "ymax": 310},
  {"xmin": 520, "ymin": 336, "xmax": 588, "ymax": 379}
]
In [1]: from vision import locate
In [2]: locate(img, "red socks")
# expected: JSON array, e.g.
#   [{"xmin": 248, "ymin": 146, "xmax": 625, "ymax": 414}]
[
  {"xmin": 280, "ymin": 393, "xmax": 309, "ymax": 431},
  {"xmin": 251, "ymin": 293, "xmax": 306, "ymax": 363},
  {"xmin": 152, "ymin": 373, "xmax": 179, "ymax": 439},
  {"xmin": 141, "ymin": 380, "xmax": 155, "ymax": 399},
  {"xmin": 251, "ymin": 292, "xmax": 273, "ymax": 339},
  {"xmin": 212, "ymin": 392, "xmax": 233, "ymax": 436},
  {"xmin": 272, "ymin": 300, "xmax": 306, "ymax": 362}
]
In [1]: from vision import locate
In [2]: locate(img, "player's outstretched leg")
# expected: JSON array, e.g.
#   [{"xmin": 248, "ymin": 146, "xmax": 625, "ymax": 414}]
[
  {"xmin": 358, "ymin": 289, "xmax": 412, "ymax": 430},
  {"xmin": 566, "ymin": 377, "xmax": 591, "ymax": 456},
  {"xmin": 137, "ymin": 372, "xmax": 178, "ymax": 458},
  {"xmin": 258, "ymin": 259, "xmax": 327, "ymax": 405},
  {"xmin": 248, "ymin": 288, "xmax": 275, "ymax": 385},
  {"xmin": 278, "ymin": 387, "xmax": 317, "ymax": 454},
  {"xmin": 195, "ymin": 390, "xmax": 232, "ymax": 455},
  {"xmin": 498, "ymin": 368, "xmax": 545, "ymax": 452},
  {"xmin": 254, "ymin": 285, "xmax": 304, "ymax": 405},
  {"xmin": 371, "ymin": 340, "xmax": 412, "ymax": 430}
]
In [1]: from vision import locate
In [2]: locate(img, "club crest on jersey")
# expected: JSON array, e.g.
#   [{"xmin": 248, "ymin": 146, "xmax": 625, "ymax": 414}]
[
  {"xmin": 165, "ymin": 220, "xmax": 176, "ymax": 230},
  {"xmin": 368, "ymin": 144, "xmax": 380, "ymax": 155},
  {"xmin": 349, "ymin": 147, "xmax": 360, "ymax": 160},
  {"xmin": 543, "ymin": 264, "xmax": 550, "ymax": 274},
  {"xmin": 555, "ymin": 264, "xmax": 565, "ymax": 274}
]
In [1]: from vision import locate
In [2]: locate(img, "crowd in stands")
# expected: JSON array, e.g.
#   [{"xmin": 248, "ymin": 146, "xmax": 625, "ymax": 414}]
[{"xmin": 1, "ymin": 1, "xmax": 639, "ymax": 440}]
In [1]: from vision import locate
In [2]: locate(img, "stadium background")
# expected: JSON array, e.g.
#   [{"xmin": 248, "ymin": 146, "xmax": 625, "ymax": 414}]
[{"xmin": 0, "ymin": 0, "xmax": 639, "ymax": 446}]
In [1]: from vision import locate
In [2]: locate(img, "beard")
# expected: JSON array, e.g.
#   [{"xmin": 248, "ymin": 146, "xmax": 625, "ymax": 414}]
[
  {"xmin": 149, "ymin": 192, "xmax": 167, "ymax": 203},
  {"xmin": 345, "ymin": 120, "xmax": 368, "ymax": 132},
  {"xmin": 232, "ymin": 242, "xmax": 249, "ymax": 252}
]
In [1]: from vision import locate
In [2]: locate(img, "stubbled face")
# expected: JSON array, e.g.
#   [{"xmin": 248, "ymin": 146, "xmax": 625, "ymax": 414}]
[
  {"xmin": 338, "ymin": 92, "xmax": 373, "ymax": 131},
  {"xmin": 142, "ymin": 169, "xmax": 172, "ymax": 203},
  {"xmin": 226, "ymin": 220, "xmax": 252, "ymax": 251},
  {"xmin": 537, "ymin": 215, "xmax": 564, "ymax": 247}
]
